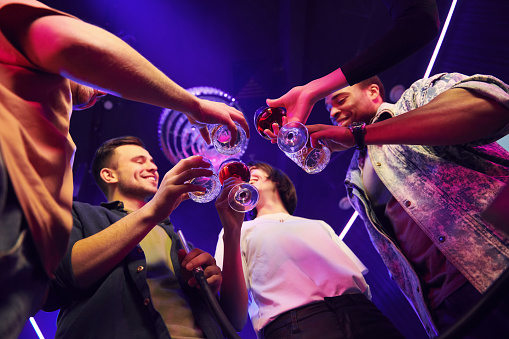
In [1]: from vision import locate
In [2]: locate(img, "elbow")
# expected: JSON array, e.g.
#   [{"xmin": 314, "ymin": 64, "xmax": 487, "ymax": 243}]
[
  {"xmin": 420, "ymin": 2, "xmax": 440, "ymax": 41},
  {"xmin": 395, "ymin": 2, "xmax": 440, "ymax": 45},
  {"xmin": 231, "ymin": 316, "xmax": 248, "ymax": 332},
  {"xmin": 218, "ymin": 294, "xmax": 249, "ymax": 331},
  {"xmin": 420, "ymin": 11, "xmax": 440, "ymax": 43},
  {"xmin": 224, "ymin": 307, "xmax": 248, "ymax": 332}
]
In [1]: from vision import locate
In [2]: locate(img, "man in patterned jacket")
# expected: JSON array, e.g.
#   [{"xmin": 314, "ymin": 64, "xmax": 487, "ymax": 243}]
[{"xmin": 307, "ymin": 73, "xmax": 509, "ymax": 338}]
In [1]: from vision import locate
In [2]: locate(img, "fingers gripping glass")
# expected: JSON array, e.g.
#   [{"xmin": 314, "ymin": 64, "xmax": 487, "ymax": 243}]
[
  {"xmin": 254, "ymin": 106, "xmax": 287, "ymax": 140},
  {"xmin": 187, "ymin": 157, "xmax": 221, "ymax": 203},
  {"xmin": 218, "ymin": 159, "xmax": 259, "ymax": 212},
  {"xmin": 277, "ymin": 121, "xmax": 331, "ymax": 174},
  {"xmin": 208, "ymin": 122, "xmax": 248, "ymax": 156},
  {"xmin": 277, "ymin": 121, "xmax": 309, "ymax": 153}
]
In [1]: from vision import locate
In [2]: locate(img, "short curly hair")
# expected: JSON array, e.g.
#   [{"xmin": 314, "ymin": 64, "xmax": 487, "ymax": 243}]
[{"xmin": 358, "ymin": 75, "xmax": 385, "ymax": 102}]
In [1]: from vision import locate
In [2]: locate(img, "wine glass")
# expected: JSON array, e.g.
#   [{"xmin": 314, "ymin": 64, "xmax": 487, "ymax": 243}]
[
  {"xmin": 277, "ymin": 121, "xmax": 309, "ymax": 153},
  {"xmin": 254, "ymin": 106, "xmax": 287, "ymax": 140},
  {"xmin": 208, "ymin": 122, "xmax": 248, "ymax": 156},
  {"xmin": 218, "ymin": 159, "xmax": 259, "ymax": 212},
  {"xmin": 283, "ymin": 144, "xmax": 331, "ymax": 174},
  {"xmin": 188, "ymin": 157, "xmax": 221, "ymax": 203},
  {"xmin": 277, "ymin": 121, "xmax": 331, "ymax": 174}
]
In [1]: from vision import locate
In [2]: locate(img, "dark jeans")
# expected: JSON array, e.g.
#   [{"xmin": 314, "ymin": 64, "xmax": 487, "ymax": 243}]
[
  {"xmin": 434, "ymin": 281, "xmax": 509, "ymax": 338},
  {"xmin": 261, "ymin": 294, "xmax": 405, "ymax": 339},
  {"xmin": 0, "ymin": 150, "xmax": 49, "ymax": 339}
]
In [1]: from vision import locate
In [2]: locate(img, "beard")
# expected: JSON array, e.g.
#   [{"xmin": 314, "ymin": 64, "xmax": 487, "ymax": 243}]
[{"xmin": 117, "ymin": 179, "xmax": 157, "ymax": 201}]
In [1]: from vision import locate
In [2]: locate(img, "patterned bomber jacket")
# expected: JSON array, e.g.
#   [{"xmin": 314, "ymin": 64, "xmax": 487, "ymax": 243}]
[{"xmin": 345, "ymin": 73, "xmax": 509, "ymax": 338}]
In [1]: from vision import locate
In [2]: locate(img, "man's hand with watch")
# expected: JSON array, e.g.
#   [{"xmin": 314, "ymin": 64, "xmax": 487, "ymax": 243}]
[
  {"xmin": 348, "ymin": 122, "xmax": 367, "ymax": 151},
  {"xmin": 307, "ymin": 123, "xmax": 365, "ymax": 152}
]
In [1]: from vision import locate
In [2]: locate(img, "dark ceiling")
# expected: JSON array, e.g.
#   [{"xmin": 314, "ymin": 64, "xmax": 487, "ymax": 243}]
[{"xmin": 21, "ymin": 1, "xmax": 509, "ymax": 338}]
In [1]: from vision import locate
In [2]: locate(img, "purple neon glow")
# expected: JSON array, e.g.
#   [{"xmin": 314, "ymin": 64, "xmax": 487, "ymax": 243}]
[{"xmin": 29, "ymin": 1, "xmax": 459, "ymax": 336}]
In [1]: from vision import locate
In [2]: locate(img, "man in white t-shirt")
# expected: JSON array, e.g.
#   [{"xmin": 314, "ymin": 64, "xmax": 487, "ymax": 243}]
[{"xmin": 214, "ymin": 161, "xmax": 403, "ymax": 338}]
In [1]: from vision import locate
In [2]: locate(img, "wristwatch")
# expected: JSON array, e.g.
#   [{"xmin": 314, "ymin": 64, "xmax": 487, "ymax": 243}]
[{"xmin": 348, "ymin": 122, "xmax": 366, "ymax": 150}]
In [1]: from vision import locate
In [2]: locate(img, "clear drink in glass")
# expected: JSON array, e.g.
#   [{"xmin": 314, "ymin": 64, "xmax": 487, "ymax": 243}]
[
  {"xmin": 188, "ymin": 157, "xmax": 221, "ymax": 203},
  {"xmin": 208, "ymin": 122, "xmax": 247, "ymax": 156},
  {"xmin": 277, "ymin": 121, "xmax": 330, "ymax": 174}
]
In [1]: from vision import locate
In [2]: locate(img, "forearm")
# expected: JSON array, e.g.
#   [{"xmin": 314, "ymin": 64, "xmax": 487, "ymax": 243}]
[
  {"xmin": 72, "ymin": 208, "xmax": 156, "ymax": 290},
  {"xmin": 22, "ymin": 15, "xmax": 202, "ymax": 116},
  {"xmin": 305, "ymin": 68, "xmax": 349, "ymax": 105},
  {"xmin": 305, "ymin": 0, "xmax": 439, "ymax": 97},
  {"xmin": 366, "ymin": 88, "xmax": 509, "ymax": 146},
  {"xmin": 219, "ymin": 229, "xmax": 248, "ymax": 331}
]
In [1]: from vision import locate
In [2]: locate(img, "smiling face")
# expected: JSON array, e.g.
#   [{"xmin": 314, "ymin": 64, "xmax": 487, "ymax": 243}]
[
  {"xmin": 325, "ymin": 83, "xmax": 380, "ymax": 127},
  {"xmin": 110, "ymin": 144, "xmax": 159, "ymax": 200},
  {"xmin": 247, "ymin": 162, "xmax": 297, "ymax": 218}
]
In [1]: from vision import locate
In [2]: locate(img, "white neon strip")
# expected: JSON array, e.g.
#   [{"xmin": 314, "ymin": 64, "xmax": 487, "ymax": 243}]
[
  {"xmin": 341, "ymin": 0, "xmax": 459, "ymax": 239},
  {"xmin": 339, "ymin": 211, "xmax": 359, "ymax": 240},
  {"xmin": 423, "ymin": 0, "xmax": 458, "ymax": 78},
  {"xmin": 29, "ymin": 317, "xmax": 46, "ymax": 339}
]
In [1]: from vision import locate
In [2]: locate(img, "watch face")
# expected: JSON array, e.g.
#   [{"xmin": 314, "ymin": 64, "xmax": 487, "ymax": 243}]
[
  {"xmin": 349, "ymin": 122, "xmax": 365, "ymax": 131},
  {"xmin": 348, "ymin": 122, "xmax": 366, "ymax": 150}
]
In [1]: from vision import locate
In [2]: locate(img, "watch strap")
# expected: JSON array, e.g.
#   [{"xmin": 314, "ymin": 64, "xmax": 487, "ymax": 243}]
[{"xmin": 348, "ymin": 122, "xmax": 366, "ymax": 150}]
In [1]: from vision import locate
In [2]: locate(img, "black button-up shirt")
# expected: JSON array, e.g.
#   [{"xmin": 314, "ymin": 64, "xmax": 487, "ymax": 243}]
[{"xmin": 43, "ymin": 201, "xmax": 222, "ymax": 339}]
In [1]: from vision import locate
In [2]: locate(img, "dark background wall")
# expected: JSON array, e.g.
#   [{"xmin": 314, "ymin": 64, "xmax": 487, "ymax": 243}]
[{"xmin": 20, "ymin": 1, "xmax": 509, "ymax": 338}]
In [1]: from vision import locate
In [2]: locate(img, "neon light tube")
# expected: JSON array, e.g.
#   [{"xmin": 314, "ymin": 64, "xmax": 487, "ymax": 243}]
[
  {"xmin": 339, "ymin": 211, "xmax": 359, "ymax": 240},
  {"xmin": 424, "ymin": 0, "xmax": 458, "ymax": 78},
  {"xmin": 29, "ymin": 317, "xmax": 46, "ymax": 339}
]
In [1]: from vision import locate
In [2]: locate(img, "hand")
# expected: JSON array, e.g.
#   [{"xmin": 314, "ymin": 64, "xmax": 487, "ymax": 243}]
[
  {"xmin": 187, "ymin": 98, "xmax": 250, "ymax": 145},
  {"xmin": 267, "ymin": 69, "xmax": 348, "ymax": 125},
  {"xmin": 215, "ymin": 177, "xmax": 245, "ymax": 234},
  {"xmin": 263, "ymin": 116, "xmax": 288, "ymax": 144},
  {"xmin": 266, "ymin": 85, "xmax": 317, "ymax": 125},
  {"xmin": 70, "ymin": 81, "xmax": 107, "ymax": 110},
  {"xmin": 307, "ymin": 124, "xmax": 355, "ymax": 152},
  {"xmin": 179, "ymin": 248, "xmax": 222, "ymax": 294},
  {"xmin": 143, "ymin": 155, "xmax": 213, "ymax": 223}
]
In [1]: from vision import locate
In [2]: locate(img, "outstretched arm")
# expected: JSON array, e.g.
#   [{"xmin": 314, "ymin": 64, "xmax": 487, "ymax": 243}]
[
  {"xmin": 71, "ymin": 156, "xmax": 212, "ymax": 290},
  {"xmin": 0, "ymin": 3, "xmax": 248, "ymax": 142},
  {"xmin": 267, "ymin": 0, "xmax": 439, "ymax": 124},
  {"xmin": 214, "ymin": 177, "xmax": 249, "ymax": 331},
  {"xmin": 309, "ymin": 88, "xmax": 509, "ymax": 149}
]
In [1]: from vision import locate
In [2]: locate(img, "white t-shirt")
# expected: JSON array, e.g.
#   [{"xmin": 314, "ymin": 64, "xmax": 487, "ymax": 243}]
[{"xmin": 215, "ymin": 213, "xmax": 371, "ymax": 334}]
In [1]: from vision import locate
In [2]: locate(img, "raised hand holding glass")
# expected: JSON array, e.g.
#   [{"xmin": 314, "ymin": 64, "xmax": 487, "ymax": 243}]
[
  {"xmin": 277, "ymin": 121, "xmax": 331, "ymax": 174},
  {"xmin": 208, "ymin": 122, "xmax": 248, "ymax": 155},
  {"xmin": 254, "ymin": 106, "xmax": 287, "ymax": 140},
  {"xmin": 187, "ymin": 157, "xmax": 221, "ymax": 203},
  {"xmin": 218, "ymin": 159, "xmax": 259, "ymax": 212}
]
